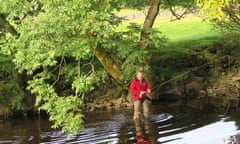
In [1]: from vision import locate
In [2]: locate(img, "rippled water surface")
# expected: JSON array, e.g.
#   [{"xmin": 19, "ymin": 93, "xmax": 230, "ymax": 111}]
[{"xmin": 1, "ymin": 101, "xmax": 240, "ymax": 144}]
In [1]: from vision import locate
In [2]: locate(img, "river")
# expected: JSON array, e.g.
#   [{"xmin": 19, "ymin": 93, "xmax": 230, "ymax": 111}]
[{"xmin": 1, "ymin": 100, "xmax": 240, "ymax": 144}]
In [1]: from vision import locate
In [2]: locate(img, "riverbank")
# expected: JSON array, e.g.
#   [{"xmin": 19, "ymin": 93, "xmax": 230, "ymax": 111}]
[{"xmin": 83, "ymin": 34, "xmax": 240, "ymax": 112}]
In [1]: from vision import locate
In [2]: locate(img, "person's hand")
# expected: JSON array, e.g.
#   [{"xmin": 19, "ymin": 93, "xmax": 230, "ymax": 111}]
[
  {"xmin": 139, "ymin": 91, "xmax": 146, "ymax": 98},
  {"xmin": 140, "ymin": 91, "xmax": 146, "ymax": 95},
  {"xmin": 147, "ymin": 89, "xmax": 151, "ymax": 93}
]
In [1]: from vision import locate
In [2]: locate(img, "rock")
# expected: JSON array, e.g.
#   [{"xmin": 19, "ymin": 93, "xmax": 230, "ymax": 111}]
[
  {"xmin": 126, "ymin": 102, "xmax": 133, "ymax": 107},
  {"xmin": 115, "ymin": 97, "xmax": 123, "ymax": 106},
  {"xmin": 164, "ymin": 83, "xmax": 184, "ymax": 98},
  {"xmin": 94, "ymin": 104, "xmax": 102, "ymax": 109},
  {"xmin": 207, "ymin": 88, "xmax": 214, "ymax": 95},
  {"xmin": 185, "ymin": 77, "xmax": 204, "ymax": 89},
  {"xmin": 199, "ymin": 90, "xmax": 207, "ymax": 97},
  {"xmin": 185, "ymin": 77, "xmax": 205, "ymax": 97},
  {"xmin": 120, "ymin": 89, "xmax": 128, "ymax": 97},
  {"xmin": 89, "ymin": 106, "xmax": 95, "ymax": 112},
  {"xmin": 221, "ymin": 72, "xmax": 226, "ymax": 75},
  {"xmin": 207, "ymin": 88, "xmax": 217, "ymax": 96},
  {"xmin": 231, "ymin": 76, "xmax": 240, "ymax": 82},
  {"xmin": 187, "ymin": 89, "xmax": 199, "ymax": 97},
  {"xmin": 85, "ymin": 94, "xmax": 133, "ymax": 111},
  {"xmin": 107, "ymin": 102, "xmax": 114, "ymax": 107},
  {"xmin": 215, "ymin": 86, "xmax": 227, "ymax": 96}
]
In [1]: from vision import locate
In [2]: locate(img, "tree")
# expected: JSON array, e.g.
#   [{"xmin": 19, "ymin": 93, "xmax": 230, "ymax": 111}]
[
  {"xmin": 196, "ymin": 0, "xmax": 238, "ymax": 20},
  {"xmin": 1, "ymin": 0, "xmax": 119, "ymax": 133},
  {"xmin": 196, "ymin": 0, "xmax": 240, "ymax": 33}
]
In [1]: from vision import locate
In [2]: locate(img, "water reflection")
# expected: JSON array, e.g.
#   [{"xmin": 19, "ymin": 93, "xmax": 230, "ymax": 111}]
[
  {"xmin": 158, "ymin": 117, "xmax": 240, "ymax": 144},
  {"xmin": 134, "ymin": 119, "xmax": 155, "ymax": 144},
  {"xmin": 227, "ymin": 133, "xmax": 240, "ymax": 144},
  {"xmin": 132, "ymin": 113, "xmax": 173, "ymax": 144},
  {"xmin": 1, "ymin": 103, "xmax": 240, "ymax": 144},
  {"xmin": 0, "ymin": 117, "xmax": 51, "ymax": 144}
]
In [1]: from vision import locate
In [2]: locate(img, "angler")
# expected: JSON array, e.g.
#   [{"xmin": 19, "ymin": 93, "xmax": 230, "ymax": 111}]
[{"xmin": 130, "ymin": 70, "xmax": 151, "ymax": 120}]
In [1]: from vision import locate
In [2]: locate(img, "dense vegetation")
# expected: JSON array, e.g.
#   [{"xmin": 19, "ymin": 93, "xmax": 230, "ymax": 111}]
[{"xmin": 0, "ymin": 0, "xmax": 239, "ymax": 134}]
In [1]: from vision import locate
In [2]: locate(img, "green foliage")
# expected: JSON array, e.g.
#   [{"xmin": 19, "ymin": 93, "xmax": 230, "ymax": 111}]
[
  {"xmin": 0, "ymin": 79, "xmax": 25, "ymax": 113},
  {"xmin": 0, "ymin": 14, "xmax": 27, "ymax": 114},
  {"xmin": 196, "ymin": 0, "xmax": 240, "ymax": 33},
  {"xmin": 72, "ymin": 70, "xmax": 107, "ymax": 96},
  {"xmin": 215, "ymin": 3, "xmax": 240, "ymax": 33},
  {"xmin": 113, "ymin": 23, "xmax": 167, "ymax": 82},
  {"xmin": 196, "ymin": 0, "xmax": 238, "ymax": 20},
  {"xmin": 0, "ymin": 0, "xmax": 121, "ymax": 133},
  {"xmin": 161, "ymin": 0, "xmax": 195, "ymax": 9},
  {"xmin": 28, "ymin": 77, "xmax": 84, "ymax": 133},
  {"xmin": 0, "ymin": 55, "xmax": 26, "ymax": 114},
  {"xmin": 1, "ymin": 0, "xmax": 165, "ymax": 134}
]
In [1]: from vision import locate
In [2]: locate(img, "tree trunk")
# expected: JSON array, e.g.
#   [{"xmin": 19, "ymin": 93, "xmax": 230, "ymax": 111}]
[
  {"xmin": 140, "ymin": 0, "xmax": 161, "ymax": 48},
  {"xmin": 0, "ymin": 14, "xmax": 18, "ymax": 35},
  {"xmin": 93, "ymin": 46, "xmax": 123, "ymax": 84},
  {"xmin": 140, "ymin": 0, "xmax": 161, "ymax": 99}
]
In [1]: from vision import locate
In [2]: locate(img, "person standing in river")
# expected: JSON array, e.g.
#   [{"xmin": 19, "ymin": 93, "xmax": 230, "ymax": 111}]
[{"xmin": 130, "ymin": 70, "xmax": 151, "ymax": 120}]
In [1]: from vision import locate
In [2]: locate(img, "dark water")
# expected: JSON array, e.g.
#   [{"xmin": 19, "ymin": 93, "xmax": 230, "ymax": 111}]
[{"xmin": 1, "ymin": 101, "xmax": 240, "ymax": 144}]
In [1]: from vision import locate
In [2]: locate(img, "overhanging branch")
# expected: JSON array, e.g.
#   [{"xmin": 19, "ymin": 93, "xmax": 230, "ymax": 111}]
[{"xmin": 0, "ymin": 14, "xmax": 18, "ymax": 36}]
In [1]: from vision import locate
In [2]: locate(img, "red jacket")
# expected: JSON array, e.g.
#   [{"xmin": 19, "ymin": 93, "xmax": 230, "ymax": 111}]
[{"xmin": 130, "ymin": 78, "xmax": 150, "ymax": 100}]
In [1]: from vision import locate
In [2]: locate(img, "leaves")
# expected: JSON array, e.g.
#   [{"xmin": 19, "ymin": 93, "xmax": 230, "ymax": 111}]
[
  {"xmin": 113, "ymin": 23, "xmax": 167, "ymax": 82},
  {"xmin": 196, "ymin": 0, "xmax": 238, "ymax": 20},
  {"xmin": 0, "ymin": 54, "xmax": 26, "ymax": 113},
  {"xmin": 28, "ymin": 77, "xmax": 84, "ymax": 133}
]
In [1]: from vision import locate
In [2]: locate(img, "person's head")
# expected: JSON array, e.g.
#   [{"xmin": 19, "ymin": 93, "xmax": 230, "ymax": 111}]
[{"xmin": 135, "ymin": 70, "xmax": 144, "ymax": 81}]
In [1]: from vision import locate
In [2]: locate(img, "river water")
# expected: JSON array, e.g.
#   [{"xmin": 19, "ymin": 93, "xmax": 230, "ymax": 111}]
[{"xmin": 1, "ymin": 100, "xmax": 240, "ymax": 144}]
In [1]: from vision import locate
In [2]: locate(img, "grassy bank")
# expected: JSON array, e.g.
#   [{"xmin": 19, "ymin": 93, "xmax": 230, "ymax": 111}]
[
  {"xmin": 116, "ymin": 10, "xmax": 223, "ymax": 58},
  {"xmin": 154, "ymin": 15, "xmax": 220, "ymax": 42}
]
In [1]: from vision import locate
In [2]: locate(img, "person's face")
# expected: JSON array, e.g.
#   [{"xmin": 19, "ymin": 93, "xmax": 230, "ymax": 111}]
[{"xmin": 136, "ymin": 72, "xmax": 143, "ymax": 80}]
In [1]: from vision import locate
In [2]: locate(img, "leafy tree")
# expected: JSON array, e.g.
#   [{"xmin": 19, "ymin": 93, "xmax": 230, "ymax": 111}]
[
  {"xmin": 196, "ymin": 0, "xmax": 238, "ymax": 20},
  {"xmin": 197, "ymin": 0, "xmax": 240, "ymax": 33},
  {"xmin": 217, "ymin": 2, "xmax": 240, "ymax": 33},
  {"xmin": 1, "ymin": 0, "xmax": 119, "ymax": 133}
]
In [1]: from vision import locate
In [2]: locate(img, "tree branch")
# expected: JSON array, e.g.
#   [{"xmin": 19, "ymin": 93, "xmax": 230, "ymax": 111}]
[
  {"xmin": 52, "ymin": 56, "xmax": 64, "ymax": 86},
  {"xmin": 0, "ymin": 14, "xmax": 18, "ymax": 36},
  {"xmin": 93, "ymin": 45, "xmax": 123, "ymax": 84},
  {"xmin": 167, "ymin": 0, "xmax": 186, "ymax": 20}
]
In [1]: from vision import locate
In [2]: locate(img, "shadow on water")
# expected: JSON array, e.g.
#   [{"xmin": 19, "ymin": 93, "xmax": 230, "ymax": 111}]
[{"xmin": 1, "ymin": 99, "xmax": 240, "ymax": 144}]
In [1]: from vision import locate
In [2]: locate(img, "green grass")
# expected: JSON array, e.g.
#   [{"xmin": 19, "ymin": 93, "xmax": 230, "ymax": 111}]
[
  {"xmin": 158, "ymin": 37, "xmax": 224, "ymax": 59},
  {"xmin": 116, "ymin": 9, "xmax": 223, "ymax": 59},
  {"xmin": 155, "ymin": 16, "xmax": 223, "ymax": 59},
  {"xmin": 153, "ymin": 15, "xmax": 221, "ymax": 42},
  {"xmin": 117, "ymin": 10, "xmax": 221, "ymax": 41}
]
